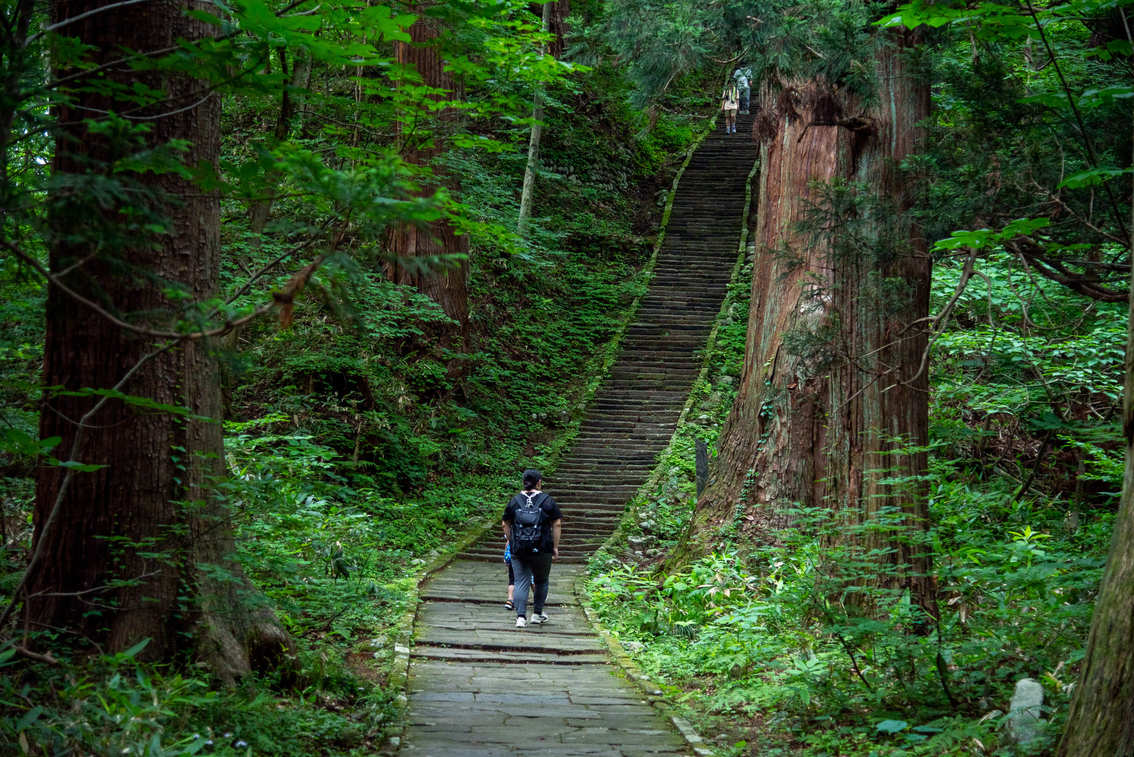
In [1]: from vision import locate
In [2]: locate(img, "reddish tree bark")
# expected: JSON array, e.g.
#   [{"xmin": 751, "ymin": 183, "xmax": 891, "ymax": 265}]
[
  {"xmin": 388, "ymin": 8, "xmax": 469, "ymax": 332},
  {"xmin": 529, "ymin": 0, "xmax": 570, "ymax": 58},
  {"xmin": 824, "ymin": 40, "xmax": 935, "ymax": 615},
  {"xmin": 24, "ymin": 0, "xmax": 288, "ymax": 680},
  {"xmin": 680, "ymin": 35, "xmax": 935, "ymax": 615},
  {"xmin": 676, "ymin": 80, "xmax": 840, "ymax": 554}
]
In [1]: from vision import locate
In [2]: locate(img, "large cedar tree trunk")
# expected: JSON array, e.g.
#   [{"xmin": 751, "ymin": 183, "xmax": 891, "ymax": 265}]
[
  {"xmin": 388, "ymin": 9, "xmax": 469, "ymax": 332},
  {"xmin": 680, "ymin": 36, "xmax": 935, "ymax": 614},
  {"xmin": 25, "ymin": 0, "xmax": 289, "ymax": 681}
]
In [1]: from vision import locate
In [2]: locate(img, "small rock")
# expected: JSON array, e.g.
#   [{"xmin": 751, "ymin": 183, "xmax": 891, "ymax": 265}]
[{"xmin": 1007, "ymin": 678, "xmax": 1044, "ymax": 745}]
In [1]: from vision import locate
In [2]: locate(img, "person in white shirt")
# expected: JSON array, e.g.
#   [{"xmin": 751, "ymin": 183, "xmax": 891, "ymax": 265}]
[{"xmin": 721, "ymin": 81, "xmax": 740, "ymax": 134}]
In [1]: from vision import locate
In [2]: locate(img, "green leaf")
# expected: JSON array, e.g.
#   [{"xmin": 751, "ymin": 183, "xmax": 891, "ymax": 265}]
[
  {"xmin": 1000, "ymin": 217, "xmax": 1050, "ymax": 238},
  {"xmin": 912, "ymin": 725, "xmax": 945, "ymax": 734},
  {"xmin": 876, "ymin": 719, "xmax": 909, "ymax": 734},
  {"xmin": 1078, "ymin": 85, "xmax": 1134, "ymax": 108},
  {"xmin": 0, "ymin": 429, "xmax": 61, "ymax": 457},
  {"xmin": 58, "ymin": 460, "xmax": 108, "ymax": 472},
  {"xmin": 120, "ymin": 638, "xmax": 152, "ymax": 659},
  {"xmin": 1060, "ymin": 167, "xmax": 1134, "ymax": 189},
  {"xmin": 16, "ymin": 706, "xmax": 43, "ymax": 731},
  {"xmin": 933, "ymin": 228, "xmax": 995, "ymax": 251},
  {"xmin": 358, "ymin": 6, "xmax": 415, "ymax": 43}
]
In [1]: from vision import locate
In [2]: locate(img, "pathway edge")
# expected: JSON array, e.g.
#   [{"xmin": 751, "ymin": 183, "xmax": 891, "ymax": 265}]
[
  {"xmin": 573, "ymin": 576, "xmax": 714, "ymax": 757},
  {"xmin": 381, "ymin": 519, "xmax": 494, "ymax": 753}
]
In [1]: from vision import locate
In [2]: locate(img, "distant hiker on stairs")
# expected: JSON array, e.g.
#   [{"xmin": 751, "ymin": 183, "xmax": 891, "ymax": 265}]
[
  {"xmin": 721, "ymin": 80, "xmax": 739, "ymax": 134},
  {"xmin": 733, "ymin": 66, "xmax": 751, "ymax": 114},
  {"xmin": 502, "ymin": 469, "xmax": 562, "ymax": 628}
]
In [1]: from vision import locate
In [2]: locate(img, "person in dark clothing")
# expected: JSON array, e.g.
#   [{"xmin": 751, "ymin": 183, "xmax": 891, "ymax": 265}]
[{"xmin": 501, "ymin": 469, "xmax": 562, "ymax": 628}]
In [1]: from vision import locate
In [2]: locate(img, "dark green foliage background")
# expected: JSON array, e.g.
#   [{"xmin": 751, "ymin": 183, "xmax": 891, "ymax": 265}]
[{"xmin": 1, "ymin": 0, "xmax": 1131, "ymax": 753}]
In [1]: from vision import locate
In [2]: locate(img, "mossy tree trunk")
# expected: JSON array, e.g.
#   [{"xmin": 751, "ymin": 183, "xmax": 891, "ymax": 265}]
[
  {"xmin": 679, "ymin": 34, "xmax": 935, "ymax": 616},
  {"xmin": 822, "ymin": 38, "xmax": 935, "ymax": 616},
  {"xmin": 24, "ymin": 0, "xmax": 290, "ymax": 682}
]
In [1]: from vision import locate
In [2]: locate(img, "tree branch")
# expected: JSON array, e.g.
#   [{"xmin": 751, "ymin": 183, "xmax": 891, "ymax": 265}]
[
  {"xmin": 1009, "ymin": 238, "xmax": 1129, "ymax": 302},
  {"xmin": 3, "ymin": 239, "xmax": 331, "ymax": 341},
  {"xmin": 1017, "ymin": 0, "xmax": 1130, "ymax": 241}
]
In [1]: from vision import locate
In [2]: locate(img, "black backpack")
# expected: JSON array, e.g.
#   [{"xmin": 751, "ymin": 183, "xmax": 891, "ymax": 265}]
[{"xmin": 511, "ymin": 491, "xmax": 546, "ymax": 555}]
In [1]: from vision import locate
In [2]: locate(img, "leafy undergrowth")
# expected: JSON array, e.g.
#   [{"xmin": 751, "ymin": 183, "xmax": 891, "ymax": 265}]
[
  {"xmin": 588, "ymin": 497, "xmax": 1109, "ymax": 756},
  {"xmin": 584, "ymin": 251, "xmax": 1119, "ymax": 756}
]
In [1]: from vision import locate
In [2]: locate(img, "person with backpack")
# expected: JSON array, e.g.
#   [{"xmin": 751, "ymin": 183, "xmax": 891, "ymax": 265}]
[
  {"xmin": 501, "ymin": 469, "xmax": 562, "ymax": 628},
  {"xmin": 734, "ymin": 67, "xmax": 752, "ymax": 114}
]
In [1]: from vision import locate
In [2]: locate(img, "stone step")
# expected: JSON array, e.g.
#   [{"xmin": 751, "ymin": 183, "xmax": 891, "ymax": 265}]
[
  {"xmin": 410, "ymin": 646, "xmax": 609, "ymax": 665},
  {"xmin": 545, "ymin": 490, "xmax": 641, "ymax": 502}
]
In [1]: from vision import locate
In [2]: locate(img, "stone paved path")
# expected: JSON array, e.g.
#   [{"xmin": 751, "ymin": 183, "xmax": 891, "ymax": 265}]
[{"xmin": 399, "ymin": 114, "xmax": 758, "ymax": 756}]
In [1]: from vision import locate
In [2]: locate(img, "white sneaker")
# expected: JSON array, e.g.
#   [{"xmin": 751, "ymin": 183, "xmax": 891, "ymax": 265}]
[
  {"xmin": 515, "ymin": 616, "xmax": 526, "ymax": 628},
  {"xmin": 531, "ymin": 613, "xmax": 549, "ymax": 625}
]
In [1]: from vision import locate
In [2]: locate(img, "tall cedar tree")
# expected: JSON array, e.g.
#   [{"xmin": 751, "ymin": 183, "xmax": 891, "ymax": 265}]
[
  {"xmin": 682, "ymin": 32, "xmax": 936, "ymax": 616},
  {"xmin": 25, "ymin": 0, "xmax": 289, "ymax": 679},
  {"xmin": 387, "ymin": 6, "xmax": 469, "ymax": 334}
]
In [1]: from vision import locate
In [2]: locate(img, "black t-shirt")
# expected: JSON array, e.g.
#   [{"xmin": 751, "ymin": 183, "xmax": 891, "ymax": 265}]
[{"xmin": 502, "ymin": 491, "xmax": 562, "ymax": 555}]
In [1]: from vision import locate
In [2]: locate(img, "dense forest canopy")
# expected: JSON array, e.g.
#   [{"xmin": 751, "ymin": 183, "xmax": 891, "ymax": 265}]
[{"xmin": 1, "ymin": 0, "xmax": 1132, "ymax": 753}]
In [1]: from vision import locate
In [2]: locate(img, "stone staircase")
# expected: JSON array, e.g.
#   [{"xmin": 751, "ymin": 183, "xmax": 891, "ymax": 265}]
[
  {"xmin": 459, "ymin": 113, "xmax": 758, "ymax": 564},
  {"xmin": 399, "ymin": 113, "xmax": 758, "ymax": 756}
]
